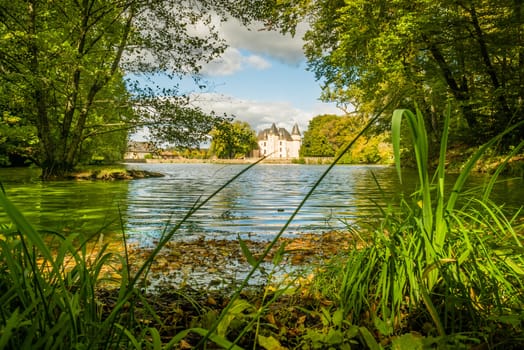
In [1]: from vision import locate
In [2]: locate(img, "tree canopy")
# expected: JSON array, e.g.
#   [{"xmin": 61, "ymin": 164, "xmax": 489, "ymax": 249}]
[
  {"xmin": 0, "ymin": 0, "xmax": 268, "ymax": 178},
  {"xmin": 209, "ymin": 120, "xmax": 258, "ymax": 159},
  {"xmin": 268, "ymin": 0, "xmax": 524, "ymax": 147},
  {"xmin": 300, "ymin": 114, "xmax": 391, "ymax": 163}
]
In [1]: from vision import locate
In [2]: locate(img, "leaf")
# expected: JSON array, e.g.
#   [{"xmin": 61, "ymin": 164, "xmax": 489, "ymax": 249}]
[
  {"xmin": 358, "ymin": 327, "xmax": 381, "ymax": 350},
  {"xmin": 267, "ymin": 313, "xmax": 277, "ymax": 325},
  {"xmin": 258, "ymin": 334, "xmax": 288, "ymax": 350},
  {"xmin": 238, "ymin": 235, "xmax": 257, "ymax": 267},
  {"xmin": 217, "ymin": 299, "xmax": 253, "ymax": 337},
  {"xmin": 272, "ymin": 242, "xmax": 287, "ymax": 265},
  {"xmin": 332, "ymin": 309, "xmax": 344, "ymax": 328},
  {"xmin": 391, "ymin": 108, "xmax": 407, "ymax": 184},
  {"xmin": 320, "ymin": 307, "xmax": 331, "ymax": 326},
  {"xmin": 146, "ymin": 328, "xmax": 162, "ymax": 350},
  {"xmin": 391, "ymin": 333, "xmax": 424, "ymax": 350}
]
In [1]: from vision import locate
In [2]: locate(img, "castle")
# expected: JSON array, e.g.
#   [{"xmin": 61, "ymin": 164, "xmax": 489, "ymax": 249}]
[{"xmin": 257, "ymin": 123, "xmax": 302, "ymax": 159}]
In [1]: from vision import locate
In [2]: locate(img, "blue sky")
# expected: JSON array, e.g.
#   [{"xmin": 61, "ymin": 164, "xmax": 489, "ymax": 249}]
[{"xmin": 144, "ymin": 17, "xmax": 343, "ymax": 137}]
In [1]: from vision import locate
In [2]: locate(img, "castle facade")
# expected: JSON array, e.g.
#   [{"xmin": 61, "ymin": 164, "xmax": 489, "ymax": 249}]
[{"xmin": 257, "ymin": 123, "xmax": 301, "ymax": 159}]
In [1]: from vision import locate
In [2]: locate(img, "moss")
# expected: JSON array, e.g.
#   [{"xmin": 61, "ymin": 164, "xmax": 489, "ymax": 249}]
[{"xmin": 67, "ymin": 166, "xmax": 165, "ymax": 180}]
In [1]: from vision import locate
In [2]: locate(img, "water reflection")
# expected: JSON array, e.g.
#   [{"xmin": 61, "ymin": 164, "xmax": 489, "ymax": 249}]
[
  {"xmin": 0, "ymin": 168, "xmax": 129, "ymax": 236},
  {"xmin": 124, "ymin": 164, "xmax": 407, "ymax": 244},
  {"xmin": 1, "ymin": 164, "xmax": 522, "ymax": 245}
]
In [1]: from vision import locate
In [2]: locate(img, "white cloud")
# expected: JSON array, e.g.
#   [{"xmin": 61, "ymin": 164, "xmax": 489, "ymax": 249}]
[
  {"xmin": 130, "ymin": 93, "xmax": 345, "ymax": 142},
  {"xmin": 189, "ymin": 92, "xmax": 343, "ymax": 133},
  {"xmin": 201, "ymin": 48, "xmax": 271, "ymax": 76},
  {"xmin": 245, "ymin": 55, "xmax": 271, "ymax": 70},
  {"xmin": 199, "ymin": 16, "xmax": 307, "ymax": 77},
  {"xmin": 220, "ymin": 20, "xmax": 307, "ymax": 65}
]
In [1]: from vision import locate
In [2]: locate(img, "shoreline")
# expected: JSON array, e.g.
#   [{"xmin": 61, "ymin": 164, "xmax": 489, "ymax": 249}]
[{"xmin": 122, "ymin": 156, "xmax": 339, "ymax": 165}]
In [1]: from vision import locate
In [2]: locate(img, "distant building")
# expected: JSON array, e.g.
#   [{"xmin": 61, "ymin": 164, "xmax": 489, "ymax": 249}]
[
  {"xmin": 124, "ymin": 141, "xmax": 156, "ymax": 160},
  {"xmin": 257, "ymin": 123, "xmax": 302, "ymax": 159}
]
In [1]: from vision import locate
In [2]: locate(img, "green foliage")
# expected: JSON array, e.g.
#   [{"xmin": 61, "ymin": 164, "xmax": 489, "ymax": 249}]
[
  {"xmin": 300, "ymin": 115, "xmax": 338, "ymax": 157},
  {"xmin": 78, "ymin": 131, "xmax": 128, "ymax": 165},
  {"xmin": 300, "ymin": 114, "xmax": 392, "ymax": 163},
  {"xmin": 210, "ymin": 120, "xmax": 258, "ymax": 159},
  {"xmin": 269, "ymin": 0, "xmax": 524, "ymax": 148},
  {"xmin": 298, "ymin": 307, "xmax": 373, "ymax": 350},
  {"xmin": 310, "ymin": 107, "xmax": 524, "ymax": 344},
  {"xmin": 0, "ymin": 0, "xmax": 266, "ymax": 178},
  {"xmin": 0, "ymin": 111, "xmax": 38, "ymax": 166}
]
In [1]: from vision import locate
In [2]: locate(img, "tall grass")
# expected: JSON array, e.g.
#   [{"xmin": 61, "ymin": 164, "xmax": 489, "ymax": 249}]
[
  {"xmin": 0, "ymin": 194, "xmax": 118, "ymax": 349},
  {"xmin": 1, "ymin": 105, "xmax": 522, "ymax": 349},
  {"xmin": 313, "ymin": 106, "xmax": 524, "ymax": 345},
  {"xmin": 0, "ymin": 157, "xmax": 269, "ymax": 349}
]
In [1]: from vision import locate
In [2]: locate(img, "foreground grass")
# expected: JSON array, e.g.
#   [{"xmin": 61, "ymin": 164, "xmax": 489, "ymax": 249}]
[{"xmin": 1, "ymin": 107, "xmax": 523, "ymax": 349}]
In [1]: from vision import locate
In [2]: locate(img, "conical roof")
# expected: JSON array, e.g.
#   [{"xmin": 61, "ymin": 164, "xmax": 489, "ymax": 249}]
[{"xmin": 291, "ymin": 123, "xmax": 301, "ymax": 136}]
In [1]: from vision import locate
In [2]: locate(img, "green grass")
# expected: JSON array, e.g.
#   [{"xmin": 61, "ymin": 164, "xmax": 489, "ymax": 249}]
[
  {"xmin": 309, "ymin": 106, "xmax": 524, "ymax": 347},
  {"xmin": 0, "ymin": 106, "xmax": 523, "ymax": 349}
]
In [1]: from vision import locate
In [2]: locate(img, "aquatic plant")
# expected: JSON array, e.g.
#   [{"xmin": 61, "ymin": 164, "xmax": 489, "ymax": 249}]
[
  {"xmin": 311, "ymin": 106, "xmax": 524, "ymax": 346},
  {"xmin": 0, "ymin": 105, "xmax": 522, "ymax": 349},
  {"xmin": 0, "ymin": 156, "xmax": 267, "ymax": 349}
]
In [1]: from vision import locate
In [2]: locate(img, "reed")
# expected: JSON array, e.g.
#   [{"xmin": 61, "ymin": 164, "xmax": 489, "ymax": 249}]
[
  {"xmin": 313, "ymin": 106, "xmax": 524, "ymax": 345},
  {"xmin": 0, "ymin": 157, "xmax": 270, "ymax": 349},
  {"xmin": 0, "ymin": 105, "xmax": 522, "ymax": 349}
]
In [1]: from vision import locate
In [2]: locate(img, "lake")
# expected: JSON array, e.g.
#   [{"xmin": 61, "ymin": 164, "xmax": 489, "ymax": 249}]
[{"xmin": 1, "ymin": 163, "xmax": 522, "ymax": 247}]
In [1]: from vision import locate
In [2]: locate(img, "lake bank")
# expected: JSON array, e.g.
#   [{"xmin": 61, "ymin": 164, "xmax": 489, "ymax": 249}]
[
  {"xmin": 2, "ymin": 162, "xmax": 523, "ymax": 349},
  {"xmin": 124, "ymin": 156, "xmax": 337, "ymax": 165},
  {"xmin": 128, "ymin": 150, "xmax": 524, "ymax": 175}
]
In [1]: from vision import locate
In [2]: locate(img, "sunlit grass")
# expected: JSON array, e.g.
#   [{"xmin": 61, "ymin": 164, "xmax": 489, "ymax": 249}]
[
  {"xmin": 309, "ymin": 106, "xmax": 524, "ymax": 347},
  {"xmin": 0, "ymin": 105, "xmax": 523, "ymax": 349}
]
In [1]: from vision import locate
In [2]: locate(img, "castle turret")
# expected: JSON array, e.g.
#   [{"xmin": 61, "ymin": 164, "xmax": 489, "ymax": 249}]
[{"xmin": 291, "ymin": 123, "xmax": 301, "ymax": 141}]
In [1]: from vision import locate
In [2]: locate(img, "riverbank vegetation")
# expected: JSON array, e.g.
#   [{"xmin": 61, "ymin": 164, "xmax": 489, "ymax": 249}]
[
  {"xmin": 1, "ymin": 0, "xmax": 524, "ymax": 348},
  {"xmin": 2, "ymin": 1, "xmax": 524, "ymax": 178},
  {"xmin": 299, "ymin": 114, "xmax": 393, "ymax": 164},
  {"xmin": 1, "ymin": 107, "xmax": 523, "ymax": 349}
]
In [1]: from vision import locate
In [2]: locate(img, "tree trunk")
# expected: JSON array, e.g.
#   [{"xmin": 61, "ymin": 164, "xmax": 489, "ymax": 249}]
[
  {"xmin": 467, "ymin": 3, "xmax": 512, "ymax": 128},
  {"xmin": 422, "ymin": 34, "xmax": 478, "ymax": 129}
]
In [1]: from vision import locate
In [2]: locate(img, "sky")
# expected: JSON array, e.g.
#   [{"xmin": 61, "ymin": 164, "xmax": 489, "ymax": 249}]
[{"xmin": 135, "ymin": 16, "xmax": 343, "ymax": 140}]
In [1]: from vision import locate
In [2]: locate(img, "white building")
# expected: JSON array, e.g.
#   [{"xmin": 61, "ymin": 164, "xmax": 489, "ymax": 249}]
[{"xmin": 257, "ymin": 123, "xmax": 302, "ymax": 159}]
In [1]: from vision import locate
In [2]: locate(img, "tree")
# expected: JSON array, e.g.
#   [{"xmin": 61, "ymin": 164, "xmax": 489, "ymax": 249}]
[
  {"xmin": 209, "ymin": 120, "xmax": 258, "ymax": 159},
  {"xmin": 267, "ymin": 0, "xmax": 524, "ymax": 147},
  {"xmin": 300, "ymin": 115, "xmax": 338, "ymax": 157},
  {"xmin": 0, "ymin": 112, "xmax": 38, "ymax": 166},
  {"xmin": 300, "ymin": 114, "xmax": 391, "ymax": 163},
  {"xmin": 0, "ymin": 0, "xmax": 267, "ymax": 178},
  {"xmin": 0, "ymin": 80, "xmax": 40, "ymax": 166}
]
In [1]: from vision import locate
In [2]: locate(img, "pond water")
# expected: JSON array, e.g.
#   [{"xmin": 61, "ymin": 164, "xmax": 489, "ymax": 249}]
[{"xmin": 0, "ymin": 163, "xmax": 522, "ymax": 246}]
